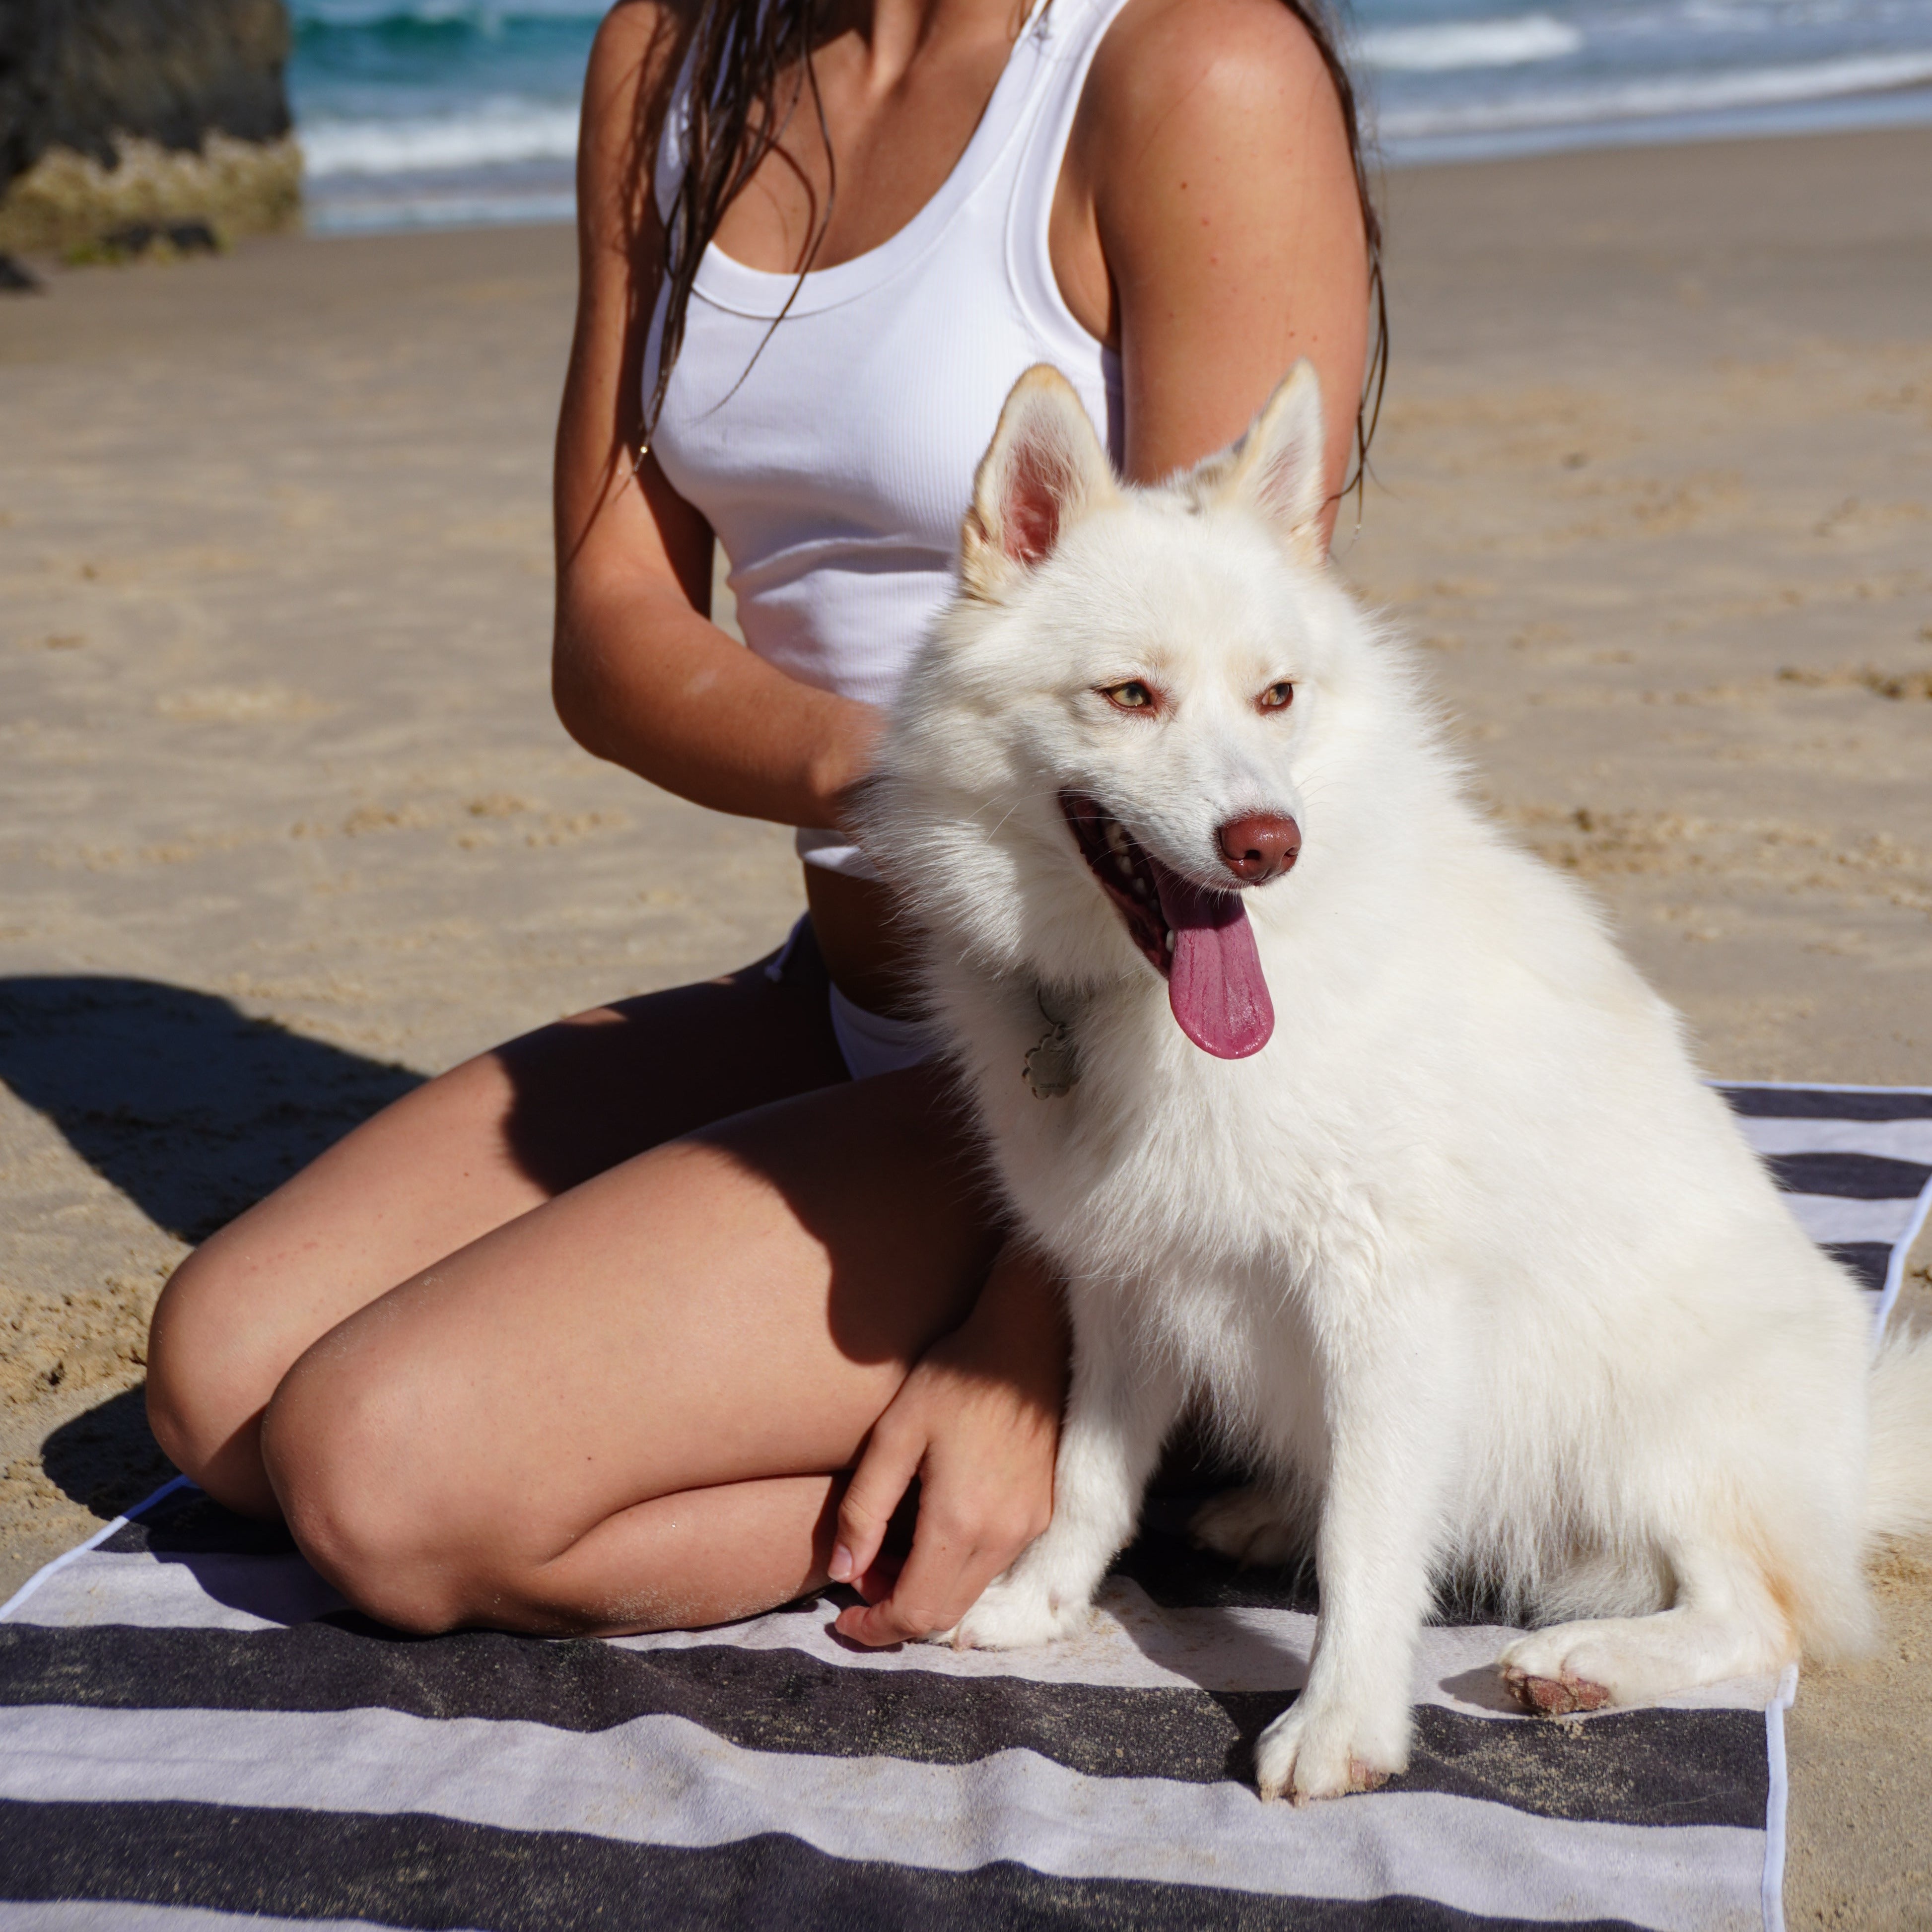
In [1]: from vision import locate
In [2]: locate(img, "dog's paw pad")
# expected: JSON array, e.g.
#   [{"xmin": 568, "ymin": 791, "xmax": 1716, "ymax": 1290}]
[
  {"xmin": 1277, "ymin": 1756, "xmax": 1390, "ymax": 1805},
  {"xmin": 1501, "ymin": 1663, "xmax": 1612, "ymax": 1716},
  {"xmin": 1254, "ymin": 1701, "xmax": 1407, "ymax": 1803}
]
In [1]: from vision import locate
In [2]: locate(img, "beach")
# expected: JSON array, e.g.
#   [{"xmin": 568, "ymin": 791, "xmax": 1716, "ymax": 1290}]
[{"xmin": 2, "ymin": 122, "xmax": 1929, "ymax": 1923}]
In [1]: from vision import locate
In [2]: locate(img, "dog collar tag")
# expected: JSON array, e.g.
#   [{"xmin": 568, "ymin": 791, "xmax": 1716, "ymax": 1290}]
[{"xmin": 1023, "ymin": 1018, "xmax": 1079, "ymax": 1099}]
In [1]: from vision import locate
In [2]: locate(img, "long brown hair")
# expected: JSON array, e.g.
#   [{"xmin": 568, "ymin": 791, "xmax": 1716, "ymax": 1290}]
[{"xmin": 642, "ymin": 0, "xmax": 1386, "ymax": 487}]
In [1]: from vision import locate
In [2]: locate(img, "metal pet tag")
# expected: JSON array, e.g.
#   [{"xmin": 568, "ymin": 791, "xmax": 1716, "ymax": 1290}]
[{"xmin": 1023, "ymin": 1020, "xmax": 1079, "ymax": 1100}]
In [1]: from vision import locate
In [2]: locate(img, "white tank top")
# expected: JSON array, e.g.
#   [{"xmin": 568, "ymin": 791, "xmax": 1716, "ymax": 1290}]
[{"xmin": 644, "ymin": 0, "xmax": 1130, "ymax": 871}]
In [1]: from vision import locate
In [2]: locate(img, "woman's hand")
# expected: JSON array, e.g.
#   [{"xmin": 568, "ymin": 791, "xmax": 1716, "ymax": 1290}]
[{"xmin": 830, "ymin": 1240, "xmax": 1067, "ymax": 1645}]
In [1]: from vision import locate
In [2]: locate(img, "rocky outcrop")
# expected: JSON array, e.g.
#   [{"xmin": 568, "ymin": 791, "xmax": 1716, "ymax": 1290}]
[{"xmin": 0, "ymin": 0, "xmax": 298, "ymax": 254}]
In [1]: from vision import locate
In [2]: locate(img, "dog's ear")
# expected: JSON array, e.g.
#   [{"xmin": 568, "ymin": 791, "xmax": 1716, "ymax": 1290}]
[
  {"xmin": 961, "ymin": 365, "xmax": 1116, "ymax": 597},
  {"xmin": 1212, "ymin": 360, "xmax": 1329, "ymax": 566}
]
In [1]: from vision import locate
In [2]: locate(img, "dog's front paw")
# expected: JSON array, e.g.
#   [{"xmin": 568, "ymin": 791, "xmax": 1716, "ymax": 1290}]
[
  {"xmin": 1253, "ymin": 1695, "xmax": 1410, "ymax": 1804},
  {"xmin": 1497, "ymin": 1625, "xmax": 1634, "ymax": 1715},
  {"xmin": 1190, "ymin": 1484, "xmax": 1305, "ymax": 1569},
  {"xmin": 937, "ymin": 1575, "xmax": 1089, "ymax": 1652}
]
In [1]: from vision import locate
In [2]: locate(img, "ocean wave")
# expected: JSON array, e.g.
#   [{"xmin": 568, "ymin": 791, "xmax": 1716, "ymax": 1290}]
[
  {"xmin": 292, "ymin": 0, "xmax": 604, "ymax": 27},
  {"xmin": 1374, "ymin": 44, "xmax": 1932, "ymax": 133},
  {"xmin": 306, "ymin": 186, "xmax": 578, "ymax": 231},
  {"xmin": 287, "ymin": 0, "xmax": 1932, "ymax": 195},
  {"xmin": 299, "ymin": 98, "xmax": 579, "ymax": 175},
  {"xmin": 1358, "ymin": 14, "xmax": 1585, "ymax": 73}
]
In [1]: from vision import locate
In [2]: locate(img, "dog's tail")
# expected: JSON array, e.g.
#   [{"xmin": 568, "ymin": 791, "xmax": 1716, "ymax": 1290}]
[{"xmin": 1867, "ymin": 1325, "xmax": 1932, "ymax": 1548}]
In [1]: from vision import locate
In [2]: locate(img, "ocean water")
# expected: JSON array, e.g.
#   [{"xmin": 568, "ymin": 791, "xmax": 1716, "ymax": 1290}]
[{"xmin": 290, "ymin": 0, "xmax": 1932, "ymax": 231}]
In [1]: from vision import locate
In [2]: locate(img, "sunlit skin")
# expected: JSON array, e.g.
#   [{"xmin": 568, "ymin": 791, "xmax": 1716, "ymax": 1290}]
[{"xmin": 143, "ymin": 0, "xmax": 1370, "ymax": 1647}]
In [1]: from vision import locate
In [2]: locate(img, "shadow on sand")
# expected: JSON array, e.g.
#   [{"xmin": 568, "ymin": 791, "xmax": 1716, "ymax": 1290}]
[
  {"xmin": 0, "ymin": 974, "xmax": 422, "ymax": 1246},
  {"xmin": 39, "ymin": 1387, "xmax": 180, "ymax": 1521},
  {"xmin": 1, "ymin": 976, "xmax": 422, "ymax": 1519}
]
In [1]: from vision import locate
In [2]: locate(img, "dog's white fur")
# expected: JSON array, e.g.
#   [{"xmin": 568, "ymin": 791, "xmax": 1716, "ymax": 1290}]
[{"xmin": 861, "ymin": 363, "xmax": 1932, "ymax": 1802}]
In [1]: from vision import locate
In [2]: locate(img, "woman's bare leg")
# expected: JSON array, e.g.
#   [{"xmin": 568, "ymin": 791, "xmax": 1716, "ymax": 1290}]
[
  {"xmin": 258, "ymin": 1068, "xmax": 1001, "ymax": 1635},
  {"xmin": 146, "ymin": 947, "xmax": 852, "ymax": 1517}
]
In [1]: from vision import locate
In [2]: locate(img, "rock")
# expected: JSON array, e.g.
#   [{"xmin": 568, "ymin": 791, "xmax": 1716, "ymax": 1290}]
[
  {"xmin": 71, "ymin": 214, "xmax": 225, "ymax": 262},
  {"xmin": 0, "ymin": 0, "xmax": 45, "ymax": 191},
  {"xmin": 0, "ymin": 0, "xmax": 298, "ymax": 253},
  {"xmin": 1, "ymin": 0, "xmax": 293, "ymax": 180}
]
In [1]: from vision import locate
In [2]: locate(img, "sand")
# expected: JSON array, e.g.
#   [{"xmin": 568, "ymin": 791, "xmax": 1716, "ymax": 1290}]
[{"xmin": 2, "ymin": 122, "xmax": 1929, "ymax": 1924}]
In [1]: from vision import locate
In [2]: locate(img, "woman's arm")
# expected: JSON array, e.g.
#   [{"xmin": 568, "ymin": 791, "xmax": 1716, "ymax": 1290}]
[
  {"xmin": 1057, "ymin": 0, "xmax": 1370, "ymax": 516},
  {"xmin": 552, "ymin": 1, "xmax": 883, "ymax": 830}
]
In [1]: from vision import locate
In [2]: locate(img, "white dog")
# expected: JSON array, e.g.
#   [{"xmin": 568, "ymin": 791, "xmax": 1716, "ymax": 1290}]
[{"xmin": 860, "ymin": 362, "xmax": 1932, "ymax": 1803}]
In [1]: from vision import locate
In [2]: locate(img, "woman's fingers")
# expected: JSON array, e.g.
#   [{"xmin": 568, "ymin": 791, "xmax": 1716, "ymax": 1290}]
[
  {"xmin": 850, "ymin": 1548, "xmax": 903, "ymax": 1604},
  {"xmin": 834, "ymin": 1516, "xmax": 980, "ymax": 1645},
  {"xmin": 833, "ymin": 1493, "xmax": 1041, "ymax": 1647},
  {"xmin": 829, "ymin": 1416, "xmax": 922, "ymax": 1587}
]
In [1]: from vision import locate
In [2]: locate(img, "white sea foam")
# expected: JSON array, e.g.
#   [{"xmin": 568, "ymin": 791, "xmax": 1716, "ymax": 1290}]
[
  {"xmin": 284, "ymin": 0, "xmax": 1932, "ymax": 226},
  {"xmin": 298, "ymin": 98, "xmax": 579, "ymax": 176},
  {"xmin": 293, "ymin": 0, "xmax": 606, "ymax": 25},
  {"xmin": 1375, "ymin": 45, "xmax": 1932, "ymax": 135},
  {"xmin": 307, "ymin": 188, "xmax": 578, "ymax": 233},
  {"xmin": 1358, "ymin": 14, "xmax": 1584, "ymax": 73}
]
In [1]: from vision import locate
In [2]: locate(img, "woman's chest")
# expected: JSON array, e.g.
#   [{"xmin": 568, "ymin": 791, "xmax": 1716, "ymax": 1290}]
[
  {"xmin": 709, "ymin": 40, "xmax": 1017, "ymax": 277},
  {"xmin": 648, "ymin": 269, "xmax": 1117, "ymax": 566}
]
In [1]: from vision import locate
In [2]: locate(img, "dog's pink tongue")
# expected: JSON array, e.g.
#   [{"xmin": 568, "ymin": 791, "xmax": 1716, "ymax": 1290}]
[{"xmin": 1155, "ymin": 871, "xmax": 1275, "ymax": 1059}]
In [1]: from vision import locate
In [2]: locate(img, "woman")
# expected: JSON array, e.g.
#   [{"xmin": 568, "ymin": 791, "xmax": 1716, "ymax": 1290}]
[{"xmin": 144, "ymin": 0, "xmax": 1377, "ymax": 1645}]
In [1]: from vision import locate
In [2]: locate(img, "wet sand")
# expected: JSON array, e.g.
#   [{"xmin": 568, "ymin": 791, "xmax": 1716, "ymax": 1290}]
[{"xmin": 2, "ymin": 122, "xmax": 1929, "ymax": 1926}]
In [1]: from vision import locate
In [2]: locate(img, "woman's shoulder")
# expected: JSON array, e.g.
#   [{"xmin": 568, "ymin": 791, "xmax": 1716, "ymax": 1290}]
[
  {"xmin": 1069, "ymin": 0, "xmax": 1363, "ymax": 303},
  {"xmin": 580, "ymin": 0, "xmax": 700, "ymax": 166},
  {"xmin": 587, "ymin": 0, "xmax": 698, "ymax": 81},
  {"xmin": 576, "ymin": 0, "xmax": 701, "ymax": 246},
  {"xmin": 1081, "ymin": 0, "xmax": 1347, "ymax": 147}
]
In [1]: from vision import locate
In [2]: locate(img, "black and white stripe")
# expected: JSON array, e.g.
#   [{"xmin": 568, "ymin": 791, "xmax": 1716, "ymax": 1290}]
[
  {"xmin": 1718, "ymin": 1084, "xmax": 1932, "ymax": 1323},
  {"xmin": 2, "ymin": 1083, "xmax": 1927, "ymax": 1932}
]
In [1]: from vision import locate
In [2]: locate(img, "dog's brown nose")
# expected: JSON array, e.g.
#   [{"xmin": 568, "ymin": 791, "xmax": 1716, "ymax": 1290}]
[{"xmin": 1218, "ymin": 812, "xmax": 1301, "ymax": 883}]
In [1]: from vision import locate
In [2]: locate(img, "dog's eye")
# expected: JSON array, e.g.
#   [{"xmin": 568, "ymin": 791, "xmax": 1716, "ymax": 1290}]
[
  {"xmin": 1102, "ymin": 681, "xmax": 1156, "ymax": 713},
  {"xmin": 1259, "ymin": 682, "xmax": 1296, "ymax": 712}
]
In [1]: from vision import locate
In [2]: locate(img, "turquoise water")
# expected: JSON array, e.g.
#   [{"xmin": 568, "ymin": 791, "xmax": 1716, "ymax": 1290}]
[{"xmin": 289, "ymin": 0, "xmax": 1932, "ymax": 230}]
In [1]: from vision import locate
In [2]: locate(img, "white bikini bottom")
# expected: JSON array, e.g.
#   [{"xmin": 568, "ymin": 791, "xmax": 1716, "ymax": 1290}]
[
  {"xmin": 828, "ymin": 981, "xmax": 939, "ymax": 1082},
  {"xmin": 764, "ymin": 914, "xmax": 938, "ymax": 1082}
]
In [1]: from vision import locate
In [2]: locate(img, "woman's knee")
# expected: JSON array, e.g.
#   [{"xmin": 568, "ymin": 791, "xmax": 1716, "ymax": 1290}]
[
  {"xmin": 144, "ymin": 1244, "xmax": 291, "ymax": 1513},
  {"xmin": 258, "ymin": 1347, "xmax": 494, "ymax": 1635}
]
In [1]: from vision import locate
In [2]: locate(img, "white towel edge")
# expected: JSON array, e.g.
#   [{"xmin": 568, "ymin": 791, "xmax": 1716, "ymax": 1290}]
[
  {"xmin": 1873, "ymin": 1173, "xmax": 1932, "ymax": 1346},
  {"xmin": 0, "ymin": 1474, "xmax": 192, "ymax": 1623},
  {"xmin": 1760, "ymin": 1661, "xmax": 1799, "ymax": 1932}
]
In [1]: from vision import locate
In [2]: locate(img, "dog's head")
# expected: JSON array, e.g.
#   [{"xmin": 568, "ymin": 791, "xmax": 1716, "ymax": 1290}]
[{"xmin": 869, "ymin": 361, "xmax": 1431, "ymax": 1061}]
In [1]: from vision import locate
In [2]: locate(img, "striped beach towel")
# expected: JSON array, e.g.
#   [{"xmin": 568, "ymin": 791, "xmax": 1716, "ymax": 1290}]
[{"xmin": 2, "ymin": 1083, "xmax": 1928, "ymax": 1932}]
